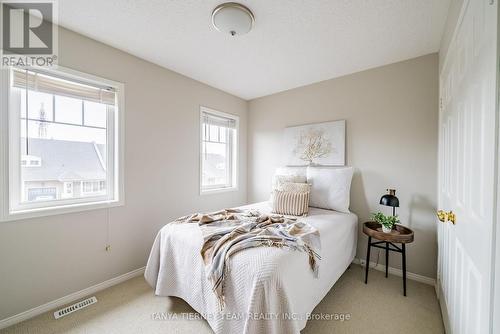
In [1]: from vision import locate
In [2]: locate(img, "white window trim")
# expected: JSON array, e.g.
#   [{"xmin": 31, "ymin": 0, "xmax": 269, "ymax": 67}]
[
  {"xmin": 0, "ymin": 65, "xmax": 125, "ymax": 222},
  {"xmin": 199, "ymin": 106, "xmax": 239, "ymax": 195}
]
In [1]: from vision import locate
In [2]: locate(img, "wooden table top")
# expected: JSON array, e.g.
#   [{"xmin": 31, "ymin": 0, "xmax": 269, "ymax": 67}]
[{"xmin": 363, "ymin": 221, "xmax": 414, "ymax": 243}]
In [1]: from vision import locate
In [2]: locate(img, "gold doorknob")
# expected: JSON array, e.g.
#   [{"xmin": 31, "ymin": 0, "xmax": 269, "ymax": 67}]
[
  {"xmin": 437, "ymin": 210, "xmax": 447, "ymax": 222},
  {"xmin": 448, "ymin": 211, "xmax": 456, "ymax": 224},
  {"xmin": 436, "ymin": 210, "xmax": 456, "ymax": 224}
]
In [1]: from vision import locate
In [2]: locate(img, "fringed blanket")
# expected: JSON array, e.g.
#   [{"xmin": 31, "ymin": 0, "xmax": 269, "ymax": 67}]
[{"xmin": 172, "ymin": 209, "xmax": 321, "ymax": 308}]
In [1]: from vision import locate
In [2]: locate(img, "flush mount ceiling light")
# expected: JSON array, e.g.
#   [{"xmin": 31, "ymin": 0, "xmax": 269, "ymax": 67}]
[{"xmin": 211, "ymin": 2, "xmax": 255, "ymax": 36}]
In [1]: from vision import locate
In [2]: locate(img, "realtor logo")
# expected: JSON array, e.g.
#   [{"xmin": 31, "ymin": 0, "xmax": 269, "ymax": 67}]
[{"xmin": 1, "ymin": 0, "xmax": 58, "ymax": 67}]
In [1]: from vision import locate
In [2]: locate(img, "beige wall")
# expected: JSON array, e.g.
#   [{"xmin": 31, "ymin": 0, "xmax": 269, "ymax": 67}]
[
  {"xmin": 0, "ymin": 28, "xmax": 248, "ymax": 320},
  {"xmin": 247, "ymin": 54, "xmax": 439, "ymax": 278},
  {"xmin": 439, "ymin": 0, "xmax": 463, "ymax": 72},
  {"xmin": 0, "ymin": 31, "xmax": 439, "ymax": 321}
]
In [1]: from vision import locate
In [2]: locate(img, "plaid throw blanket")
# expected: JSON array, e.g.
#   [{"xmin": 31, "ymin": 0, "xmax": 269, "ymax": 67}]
[{"xmin": 173, "ymin": 209, "xmax": 321, "ymax": 309}]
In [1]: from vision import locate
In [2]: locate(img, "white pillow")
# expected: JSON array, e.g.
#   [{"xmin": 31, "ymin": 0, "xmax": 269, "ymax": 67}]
[
  {"xmin": 306, "ymin": 167, "xmax": 354, "ymax": 213},
  {"xmin": 274, "ymin": 167, "xmax": 307, "ymax": 180},
  {"xmin": 271, "ymin": 167, "xmax": 307, "ymax": 188}
]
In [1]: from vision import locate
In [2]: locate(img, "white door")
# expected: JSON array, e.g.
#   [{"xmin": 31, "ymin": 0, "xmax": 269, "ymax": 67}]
[{"xmin": 437, "ymin": 0, "xmax": 498, "ymax": 333}]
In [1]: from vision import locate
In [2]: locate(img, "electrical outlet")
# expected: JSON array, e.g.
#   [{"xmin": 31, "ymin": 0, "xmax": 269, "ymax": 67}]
[{"xmin": 105, "ymin": 245, "xmax": 111, "ymax": 251}]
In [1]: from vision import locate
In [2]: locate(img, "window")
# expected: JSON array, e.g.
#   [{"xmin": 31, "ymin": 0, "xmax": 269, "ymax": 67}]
[
  {"xmin": 200, "ymin": 107, "xmax": 238, "ymax": 194},
  {"xmin": 64, "ymin": 182, "xmax": 73, "ymax": 195},
  {"xmin": 0, "ymin": 66, "xmax": 124, "ymax": 221},
  {"xmin": 81, "ymin": 180, "xmax": 106, "ymax": 196}
]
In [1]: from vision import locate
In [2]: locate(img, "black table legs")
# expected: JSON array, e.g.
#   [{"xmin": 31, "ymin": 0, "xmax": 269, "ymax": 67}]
[
  {"xmin": 402, "ymin": 243, "xmax": 407, "ymax": 296},
  {"xmin": 364, "ymin": 237, "xmax": 408, "ymax": 296},
  {"xmin": 385, "ymin": 242, "xmax": 389, "ymax": 278},
  {"xmin": 364, "ymin": 236, "xmax": 371, "ymax": 284}
]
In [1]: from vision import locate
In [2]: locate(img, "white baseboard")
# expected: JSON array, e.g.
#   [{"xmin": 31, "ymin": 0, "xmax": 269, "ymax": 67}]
[
  {"xmin": 435, "ymin": 278, "xmax": 440, "ymax": 298},
  {"xmin": 0, "ymin": 266, "xmax": 146, "ymax": 330},
  {"xmin": 352, "ymin": 258, "xmax": 436, "ymax": 286}
]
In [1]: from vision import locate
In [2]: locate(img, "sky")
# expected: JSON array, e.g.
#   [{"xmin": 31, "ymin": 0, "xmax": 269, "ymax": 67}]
[
  {"xmin": 19, "ymin": 89, "xmax": 108, "ymax": 144},
  {"xmin": 17, "ymin": 87, "xmax": 232, "ymax": 171}
]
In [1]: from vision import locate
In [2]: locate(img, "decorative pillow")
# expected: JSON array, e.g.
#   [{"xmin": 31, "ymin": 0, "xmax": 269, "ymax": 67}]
[
  {"xmin": 269, "ymin": 167, "xmax": 308, "ymax": 206},
  {"xmin": 272, "ymin": 174, "xmax": 306, "ymax": 190},
  {"xmin": 275, "ymin": 181, "xmax": 311, "ymax": 193},
  {"xmin": 306, "ymin": 167, "xmax": 354, "ymax": 213},
  {"xmin": 272, "ymin": 187, "xmax": 310, "ymax": 216}
]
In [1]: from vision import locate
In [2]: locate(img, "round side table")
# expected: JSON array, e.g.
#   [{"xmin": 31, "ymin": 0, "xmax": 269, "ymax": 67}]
[{"xmin": 363, "ymin": 222, "xmax": 414, "ymax": 296}]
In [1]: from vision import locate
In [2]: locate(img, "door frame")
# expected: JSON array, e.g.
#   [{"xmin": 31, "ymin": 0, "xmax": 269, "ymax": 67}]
[{"xmin": 492, "ymin": 2, "xmax": 500, "ymax": 332}]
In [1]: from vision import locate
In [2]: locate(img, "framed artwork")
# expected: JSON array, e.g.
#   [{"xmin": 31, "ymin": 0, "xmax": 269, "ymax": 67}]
[{"xmin": 283, "ymin": 120, "xmax": 345, "ymax": 166}]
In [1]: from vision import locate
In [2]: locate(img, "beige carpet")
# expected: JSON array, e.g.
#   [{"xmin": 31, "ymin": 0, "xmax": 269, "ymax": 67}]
[{"xmin": 1, "ymin": 264, "xmax": 444, "ymax": 334}]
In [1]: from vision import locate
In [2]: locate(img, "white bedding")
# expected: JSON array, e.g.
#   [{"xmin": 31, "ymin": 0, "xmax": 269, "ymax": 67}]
[{"xmin": 144, "ymin": 202, "xmax": 358, "ymax": 334}]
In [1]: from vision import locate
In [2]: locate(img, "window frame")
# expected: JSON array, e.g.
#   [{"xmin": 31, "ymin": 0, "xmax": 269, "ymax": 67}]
[
  {"xmin": 0, "ymin": 65, "xmax": 125, "ymax": 222},
  {"xmin": 199, "ymin": 106, "xmax": 239, "ymax": 195}
]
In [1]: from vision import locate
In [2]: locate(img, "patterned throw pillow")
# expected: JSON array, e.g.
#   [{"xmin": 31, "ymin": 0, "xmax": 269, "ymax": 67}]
[
  {"xmin": 272, "ymin": 174, "xmax": 307, "ymax": 189},
  {"xmin": 275, "ymin": 182, "xmax": 311, "ymax": 193},
  {"xmin": 272, "ymin": 183, "xmax": 311, "ymax": 216}
]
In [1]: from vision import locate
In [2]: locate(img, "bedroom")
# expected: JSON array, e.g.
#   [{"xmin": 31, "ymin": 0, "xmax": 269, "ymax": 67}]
[{"xmin": 0, "ymin": 0, "xmax": 498, "ymax": 333}]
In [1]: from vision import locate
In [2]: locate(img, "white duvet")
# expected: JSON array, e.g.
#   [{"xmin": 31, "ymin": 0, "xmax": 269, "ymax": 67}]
[{"xmin": 144, "ymin": 202, "xmax": 358, "ymax": 334}]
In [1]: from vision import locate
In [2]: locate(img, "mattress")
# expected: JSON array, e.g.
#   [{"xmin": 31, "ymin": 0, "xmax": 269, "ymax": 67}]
[{"xmin": 144, "ymin": 202, "xmax": 358, "ymax": 334}]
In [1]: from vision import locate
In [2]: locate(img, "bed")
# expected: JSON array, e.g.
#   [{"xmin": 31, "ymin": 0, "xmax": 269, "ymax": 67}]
[{"xmin": 144, "ymin": 201, "xmax": 358, "ymax": 334}]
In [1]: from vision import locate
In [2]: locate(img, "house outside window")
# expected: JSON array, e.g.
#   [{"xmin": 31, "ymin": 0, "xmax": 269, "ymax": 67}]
[
  {"xmin": 82, "ymin": 180, "xmax": 106, "ymax": 196},
  {"xmin": 0, "ymin": 66, "xmax": 125, "ymax": 221},
  {"xmin": 200, "ymin": 107, "xmax": 238, "ymax": 194}
]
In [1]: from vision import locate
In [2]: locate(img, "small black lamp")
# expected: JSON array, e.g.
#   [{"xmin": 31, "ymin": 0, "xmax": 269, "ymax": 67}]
[{"xmin": 380, "ymin": 189, "xmax": 399, "ymax": 216}]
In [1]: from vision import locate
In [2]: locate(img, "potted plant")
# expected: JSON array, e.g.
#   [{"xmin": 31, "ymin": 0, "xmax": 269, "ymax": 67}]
[{"xmin": 372, "ymin": 212, "xmax": 399, "ymax": 233}]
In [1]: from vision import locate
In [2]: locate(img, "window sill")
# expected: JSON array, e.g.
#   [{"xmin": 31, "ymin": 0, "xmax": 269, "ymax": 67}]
[
  {"xmin": 1, "ymin": 199, "xmax": 124, "ymax": 222},
  {"xmin": 200, "ymin": 186, "xmax": 238, "ymax": 196}
]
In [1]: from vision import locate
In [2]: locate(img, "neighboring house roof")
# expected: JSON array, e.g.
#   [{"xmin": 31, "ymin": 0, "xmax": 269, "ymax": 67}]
[{"xmin": 22, "ymin": 138, "xmax": 106, "ymax": 182}]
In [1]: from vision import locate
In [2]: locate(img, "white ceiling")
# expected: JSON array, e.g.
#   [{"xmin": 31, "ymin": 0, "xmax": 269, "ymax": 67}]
[{"xmin": 59, "ymin": 0, "xmax": 451, "ymax": 100}]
